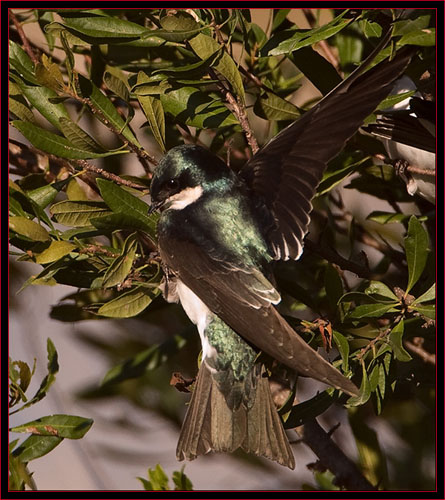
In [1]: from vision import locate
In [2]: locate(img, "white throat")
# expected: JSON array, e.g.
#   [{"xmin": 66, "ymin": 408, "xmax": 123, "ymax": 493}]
[{"xmin": 167, "ymin": 185, "xmax": 203, "ymax": 210}]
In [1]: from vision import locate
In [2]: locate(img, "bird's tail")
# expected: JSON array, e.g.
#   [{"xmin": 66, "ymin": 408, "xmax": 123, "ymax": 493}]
[{"xmin": 176, "ymin": 362, "xmax": 295, "ymax": 469}]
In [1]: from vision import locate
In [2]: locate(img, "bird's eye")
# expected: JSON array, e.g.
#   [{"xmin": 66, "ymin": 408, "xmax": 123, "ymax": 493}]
[{"xmin": 166, "ymin": 179, "xmax": 179, "ymax": 191}]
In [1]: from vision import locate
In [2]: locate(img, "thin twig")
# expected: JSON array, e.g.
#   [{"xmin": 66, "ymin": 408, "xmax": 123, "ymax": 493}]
[
  {"xmin": 404, "ymin": 337, "xmax": 436, "ymax": 365},
  {"xmin": 209, "ymin": 68, "xmax": 259, "ymax": 155},
  {"xmin": 9, "ymin": 140, "xmax": 148, "ymax": 191},
  {"xmin": 302, "ymin": 9, "xmax": 341, "ymax": 70},
  {"xmin": 10, "ymin": 11, "xmax": 39, "ymax": 64},
  {"xmin": 305, "ymin": 238, "xmax": 374, "ymax": 280},
  {"xmin": 374, "ymin": 153, "xmax": 435, "ymax": 177}
]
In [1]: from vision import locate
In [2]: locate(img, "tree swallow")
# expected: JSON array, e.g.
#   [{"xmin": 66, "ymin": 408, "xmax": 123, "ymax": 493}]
[
  {"xmin": 364, "ymin": 88, "xmax": 436, "ymax": 204},
  {"xmin": 149, "ymin": 43, "xmax": 413, "ymax": 469}
]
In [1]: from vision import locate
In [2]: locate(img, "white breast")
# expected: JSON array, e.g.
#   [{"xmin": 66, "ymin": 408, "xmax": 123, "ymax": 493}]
[{"xmin": 176, "ymin": 280, "xmax": 216, "ymax": 360}]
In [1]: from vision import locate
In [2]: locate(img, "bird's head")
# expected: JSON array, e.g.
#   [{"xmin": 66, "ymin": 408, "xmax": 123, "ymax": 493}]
[{"xmin": 149, "ymin": 144, "xmax": 231, "ymax": 213}]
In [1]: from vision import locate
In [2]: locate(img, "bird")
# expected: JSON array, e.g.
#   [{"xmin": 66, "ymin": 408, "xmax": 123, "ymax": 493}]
[
  {"xmin": 148, "ymin": 36, "xmax": 414, "ymax": 469},
  {"xmin": 363, "ymin": 81, "xmax": 436, "ymax": 204}
]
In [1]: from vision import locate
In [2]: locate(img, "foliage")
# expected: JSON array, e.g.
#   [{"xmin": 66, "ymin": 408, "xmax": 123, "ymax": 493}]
[
  {"xmin": 9, "ymin": 8, "xmax": 435, "ymax": 490},
  {"xmin": 8, "ymin": 339, "xmax": 93, "ymax": 490},
  {"xmin": 138, "ymin": 464, "xmax": 193, "ymax": 491}
]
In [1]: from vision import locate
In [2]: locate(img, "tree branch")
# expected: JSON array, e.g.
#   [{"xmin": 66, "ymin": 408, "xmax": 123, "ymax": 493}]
[
  {"xmin": 10, "ymin": 11, "xmax": 39, "ymax": 64},
  {"xmin": 404, "ymin": 337, "xmax": 436, "ymax": 365},
  {"xmin": 297, "ymin": 418, "xmax": 376, "ymax": 490}
]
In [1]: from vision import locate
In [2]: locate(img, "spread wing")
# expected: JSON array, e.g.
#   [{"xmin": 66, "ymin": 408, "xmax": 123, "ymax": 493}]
[
  {"xmin": 240, "ymin": 39, "xmax": 413, "ymax": 260},
  {"xmin": 159, "ymin": 234, "xmax": 359, "ymax": 397}
]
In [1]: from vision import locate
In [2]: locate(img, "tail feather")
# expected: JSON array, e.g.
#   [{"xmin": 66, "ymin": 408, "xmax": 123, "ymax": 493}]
[{"xmin": 177, "ymin": 362, "xmax": 295, "ymax": 469}]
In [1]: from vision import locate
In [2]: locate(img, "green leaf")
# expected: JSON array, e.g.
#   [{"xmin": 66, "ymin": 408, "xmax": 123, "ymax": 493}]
[
  {"xmin": 261, "ymin": 11, "xmax": 351, "ymax": 56},
  {"xmin": 364, "ymin": 281, "xmax": 399, "ymax": 302},
  {"xmin": 160, "ymin": 87, "xmax": 238, "ymax": 129},
  {"xmin": 10, "ymin": 414, "xmax": 93, "ymax": 439},
  {"xmin": 253, "ymin": 92, "xmax": 300, "ymax": 121},
  {"xmin": 27, "ymin": 179, "xmax": 70, "ymax": 209},
  {"xmin": 50, "ymin": 200, "xmax": 111, "ymax": 227},
  {"xmin": 11, "ymin": 435, "xmax": 63, "ymax": 462},
  {"xmin": 9, "ymin": 40, "xmax": 38, "ymax": 84},
  {"xmin": 96, "ymin": 178, "xmax": 156, "ymax": 235},
  {"xmin": 332, "ymin": 330, "xmax": 349, "ymax": 372},
  {"xmin": 324, "ymin": 264, "xmax": 344, "ymax": 313},
  {"xmin": 284, "ymin": 391, "xmax": 336, "ymax": 429},
  {"xmin": 17, "ymin": 84, "xmax": 71, "ymax": 131},
  {"xmin": 97, "ymin": 286, "xmax": 155, "ymax": 318},
  {"xmin": 388, "ymin": 320, "xmax": 412, "ymax": 362},
  {"xmin": 316, "ymin": 156, "xmax": 369, "ymax": 197},
  {"xmin": 102, "ymin": 234, "xmax": 137, "ymax": 288},
  {"xmin": 172, "ymin": 467, "xmax": 193, "ymax": 491},
  {"xmin": 103, "ymin": 70, "xmax": 130, "ymax": 100},
  {"xmin": 58, "ymin": 15, "xmax": 148, "ymax": 40},
  {"xmin": 347, "ymin": 362, "xmax": 371, "ymax": 406},
  {"xmin": 102, "ymin": 332, "xmax": 188, "ymax": 385},
  {"xmin": 137, "ymin": 95, "xmax": 166, "ymax": 152},
  {"xmin": 404, "ymin": 216, "xmax": 429, "ymax": 294},
  {"xmin": 189, "ymin": 33, "xmax": 245, "ymax": 101},
  {"xmin": 410, "ymin": 303, "xmax": 435, "ymax": 320},
  {"xmin": 348, "ymin": 303, "xmax": 399, "ymax": 319},
  {"xmin": 10, "ymin": 339, "xmax": 59, "ymax": 414},
  {"xmin": 367, "ymin": 211, "xmax": 427, "ymax": 225},
  {"xmin": 9, "ymin": 95, "xmax": 37, "ymax": 123},
  {"xmin": 413, "ymin": 283, "xmax": 435, "ymax": 304},
  {"xmin": 90, "ymin": 212, "xmax": 156, "ymax": 237},
  {"xmin": 78, "ymin": 75, "xmax": 141, "ymax": 147},
  {"xmin": 35, "ymin": 241, "xmax": 76, "ymax": 264},
  {"xmin": 145, "ymin": 464, "xmax": 170, "ymax": 491},
  {"xmin": 11, "ymin": 121, "xmax": 128, "ymax": 159},
  {"xmin": 9, "ymin": 216, "xmax": 50, "ymax": 242},
  {"xmin": 399, "ymin": 28, "xmax": 435, "ymax": 46},
  {"xmin": 59, "ymin": 117, "xmax": 105, "ymax": 152}
]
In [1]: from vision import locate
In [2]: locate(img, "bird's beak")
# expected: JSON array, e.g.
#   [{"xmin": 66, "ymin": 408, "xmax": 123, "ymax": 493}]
[{"xmin": 148, "ymin": 200, "xmax": 163, "ymax": 215}]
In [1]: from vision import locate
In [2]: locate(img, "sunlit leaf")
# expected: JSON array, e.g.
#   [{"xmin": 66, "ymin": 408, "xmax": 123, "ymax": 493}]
[{"xmin": 10, "ymin": 414, "xmax": 93, "ymax": 439}]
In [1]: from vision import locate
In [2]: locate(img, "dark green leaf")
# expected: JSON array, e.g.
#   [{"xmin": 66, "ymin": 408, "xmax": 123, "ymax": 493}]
[
  {"xmin": 102, "ymin": 332, "xmax": 188, "ymax": 385},
  {"xmin": 11, "ymin": 121, "xmax": 128, "ymax": 159},
  {"xmin": 189, "ymin": 33, "xmax": 245, "ymax": 101},
  {"xmin": 12, "ymin": 435, "xmax": 63, "ymax": 462},
  {"xmin": 102, "ymin": 234, "xmax": 137, "ymax": 288},
  {"xmin": 17, "ymin": 84, "xmax": 71, "ymax": 131},
  {"xmin": 160, "ymin": 87, "xmax": 238, "ymax": 129},
  {"xmin": 332, "ymin": 330, "xmax": 349, "ymax": 372},
  {"xmin": 58, "ymin": 15, "xmax": 148, "ymax": 40},
  {"xmin": 404, "ymin": 216, "xmax": 429, "ymax": 293},
  {"xmin": 96, "ymin": 179, "xmax": 156, "ymax": 236},
  {"xmin": 347, "ymin": 362, "xmax": 371, "ymax": 406},
  {"xmin": 59, "ymin": 117, "xmax": 106, "ymax": 152},
  {"xmin": 137, "ymin": 95, "xmax": 166, "ymax": 152},
  {"xmin": 348, "ymin": 303, "xmax": 399, "ymax": 319},
  {"xmin": 9, "ymin": 40, "xmax": 38, "ymax": 84},
  {"xmin": 78, "ymin": 75, "xmax": 141, "ymax": 147},
  {"xmin": 261, "ymin": 11, "xmax": 351, "ymax": 56},
  {"xmin": 284, "ymin": 391, "xmax": 336, "ymax": 429},
  {"xmin": 399, "ymin": 28, "xmax": 435, "ymax": 46},
  {"xmin": 172, "ymin": 467, "xmax": 193, "ymax": 491},
  {"xmin": 324, "ymin": 264, "xmax": 344, "ymax": 313},
  {"xmin": 388, "ymin": 320, "xmax": 412, "ymax": 362},
  {"xmin": 253, "ymin": 92, "xmax": 300, "ymax": 121},
  {"xmin": 410, "ymin": 303, "xmax": 435, "ymax": 320},
  {"xmin": 10, "ymin": 414, "xmax": 93, "ymax": 439}
]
